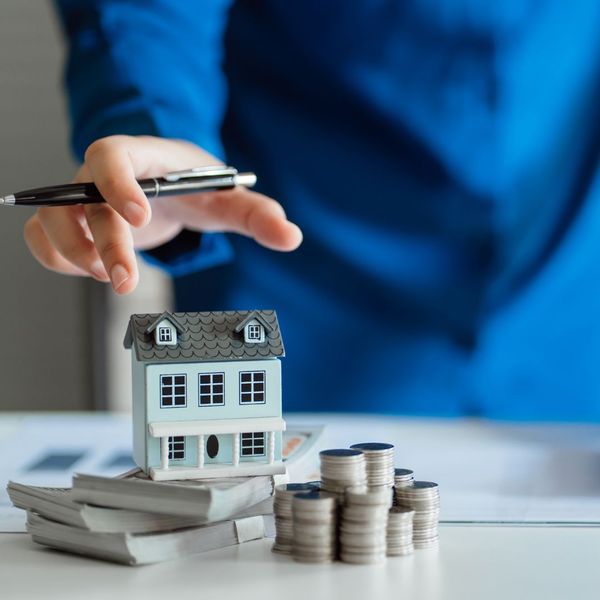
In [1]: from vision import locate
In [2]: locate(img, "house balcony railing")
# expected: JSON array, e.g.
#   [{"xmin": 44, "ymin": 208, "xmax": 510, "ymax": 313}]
[{"xmin": 147, "ymin": 417, "xmax": 286, "ymax": 481}]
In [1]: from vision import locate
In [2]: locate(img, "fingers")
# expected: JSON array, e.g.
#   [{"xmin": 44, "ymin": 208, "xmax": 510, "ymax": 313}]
[
  {"xmin": 82, "ymin": 135, "xmax": 303, "ymax": 251},
  {"xmin": 24, "ymin": 214, "xmax": 90, "ymax": 277},
  {"xmin": 84, "ymin": 202, "xmax": 139, "ymax": 294},
  {"xmin": 84, "ymin": 137, "xmax": 152, "ymax": 228},
  {"xmin": 164, "ymin": 188, "xmax": 303, "ymax": 251},
  {"xmin": 24, "ymin": 135, "xmax": 303, "ymax": 297},
  {"xmin": 35, "ymin": 206, "xmax": 109, "ymax": 281},
  {"xmin": 243, "ymin": 195, "xmax": 303, "ymax": 251},
  {"xmin": 26, "ymin": 202, "xmax": 140, "ymax": 294}
]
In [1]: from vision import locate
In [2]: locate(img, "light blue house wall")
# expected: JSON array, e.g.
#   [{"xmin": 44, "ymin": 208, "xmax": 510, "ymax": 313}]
[
  {"xmin": 131, "ymin": 354, "xmax": 147, "ymax": 471},
  {"xmin": 133, "ymin": 357, "xmax": 282, "ymax": 470}
]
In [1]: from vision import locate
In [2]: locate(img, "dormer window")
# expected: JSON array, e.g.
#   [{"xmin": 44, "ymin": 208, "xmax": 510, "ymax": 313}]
[
  {"xmin": 158, "ymin": 327, "xmax": 172, "ymax": 343},
  {"xmin": 153, "ymin": 319, "xmax": 178, "ymax": 346},
  {"xmin": 234, "ymin": 311, "xmax": 273, "ymax": 345},
  {"xmin": 244, "ymin": 320, "xmax": 265, "ymax": 344},
  {"xmin": 248, "ymin": 324, "xmax": 261, "ymax": 340}
]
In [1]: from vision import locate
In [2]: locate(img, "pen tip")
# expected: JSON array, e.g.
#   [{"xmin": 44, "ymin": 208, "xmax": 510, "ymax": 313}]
[{"xmin": 0, "ymin": 194, "xmax": 15, "ymax": 206}]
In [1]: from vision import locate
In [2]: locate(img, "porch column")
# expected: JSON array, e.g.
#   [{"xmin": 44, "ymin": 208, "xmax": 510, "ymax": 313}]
[
  {"xmin": 232, "ymin": 433, "xmax": 240, "ymax": 466},
  {"xmin": 268, "ymin": 431, "xmax": 275, "ymax": 464},
  {"xmin": 197, "ymin": 434, "xmax": 205, "ymax": 468},
  {"xmin": 160, "ymin": 436, "xmax": 169, "ymax": 470}
]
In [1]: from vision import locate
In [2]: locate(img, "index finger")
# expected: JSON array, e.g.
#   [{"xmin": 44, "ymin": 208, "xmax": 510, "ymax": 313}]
[
  {"xmin": 164, "ymin": 188, "xmax": 303, "ymax": 251},
  {"xmin": 84, "ymin": 137, "xmax": 151, "ymax": 228}
]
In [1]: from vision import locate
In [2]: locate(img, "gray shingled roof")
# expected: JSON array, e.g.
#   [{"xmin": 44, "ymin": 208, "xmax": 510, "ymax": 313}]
[{"xmin": 123, "ymin": 310, "xmax": 285, "ymax": 363}]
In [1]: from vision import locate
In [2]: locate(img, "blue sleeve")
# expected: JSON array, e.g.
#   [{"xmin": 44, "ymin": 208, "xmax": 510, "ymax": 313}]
[{"xmin": 54, "ymin": 0, "xmax": 235, "ymax": 275}]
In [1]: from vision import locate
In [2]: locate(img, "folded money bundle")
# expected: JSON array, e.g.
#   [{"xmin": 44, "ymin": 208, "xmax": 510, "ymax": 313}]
[{"xmin": 8, "ymin": 470, "xmax": 284, "ymax": 565}]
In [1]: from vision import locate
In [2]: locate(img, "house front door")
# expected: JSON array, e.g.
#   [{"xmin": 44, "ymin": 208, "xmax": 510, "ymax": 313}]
[{"xmin": 206, "ymin": 434, "xmax": 219, "ymax": 459}]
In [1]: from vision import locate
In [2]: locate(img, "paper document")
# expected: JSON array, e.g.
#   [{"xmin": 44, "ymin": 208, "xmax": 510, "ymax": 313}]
[
  {"xmin": 285, "ymin": 414, "xmax": 600, "ymax": 526},
  {"xmin": 3, "ymin": 413, "xmax": 600, "ymax": 530},
  {"xmin": 0, "ymin": 414, "xmax": 323, "ymax": 532},
  {"xmin": 0, "ymin": 414, "xmax": 133, "ymax": 532}
]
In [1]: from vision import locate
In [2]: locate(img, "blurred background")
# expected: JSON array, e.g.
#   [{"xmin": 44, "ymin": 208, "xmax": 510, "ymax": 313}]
[{"xmin": 0, "ymin": 1, "xmax": 169, "ymax": 412}]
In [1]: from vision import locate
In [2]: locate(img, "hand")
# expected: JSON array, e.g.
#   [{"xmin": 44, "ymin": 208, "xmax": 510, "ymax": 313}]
[{"xmin": 24, "ymin": 135, "xmax": 303, "ymax": 294}]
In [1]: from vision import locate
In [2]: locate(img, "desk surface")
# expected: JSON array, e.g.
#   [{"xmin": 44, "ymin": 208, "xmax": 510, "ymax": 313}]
[
  {"xmin": 2, "ymin": 526, "xmax": 599, "ymax": 600},
  {"xmin": 1, "ymin": 412, "xmax": 600, "ymax": 599}
]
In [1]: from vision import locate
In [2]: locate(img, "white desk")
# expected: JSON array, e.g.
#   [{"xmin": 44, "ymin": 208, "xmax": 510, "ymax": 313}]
[
  {"xmin": 2, "ymin": 527, "xmax": 599, "ymax": 600},
  {"xmin": 1, "ymin": 413, "xmax": 600, "ymax": 599}
]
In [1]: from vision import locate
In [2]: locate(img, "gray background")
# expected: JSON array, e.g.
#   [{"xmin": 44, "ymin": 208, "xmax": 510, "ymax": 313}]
[
  {"xmin": 0, "ymin": 1, "xmax": 171, "ymax": 412},
  {"xmin": 0, "ymin": 1, "xmax": 92, "ymax": 411}
]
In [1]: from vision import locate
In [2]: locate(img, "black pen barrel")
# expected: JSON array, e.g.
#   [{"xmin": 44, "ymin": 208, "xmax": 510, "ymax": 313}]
[
  {"xmin": 10, "ymin": 177, "xmax": 236, "ymax": 207},
  {"xmin": 14, "ymin": 182, "xmax": 100, "ymax": 206}
]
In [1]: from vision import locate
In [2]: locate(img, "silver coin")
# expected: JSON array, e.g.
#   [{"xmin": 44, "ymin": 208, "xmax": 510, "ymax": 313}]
[
  {"xmin": 350, "ymin": 443, "xmax": 395, "ymax": 488},
  {"xmin": 293, "ymin": 554, "xmax": 336, "ymax": 564},
  {"xmin": 340, "ymin": 552, "xmax": 387, "ymax": 565},
  {"xmin": 394, "ymin": 468, "xmax": 414, "ymax": 478},
  {"xmin": 387, "ymin": 545, "xmax": 414, "ymax": 557},
  {"xmin": 389, "ymin": 506, "xmax": 415, "ymax": 518},
  {"xmin": 340, "ymin": 537, "xmax": 387, "ymax": 547},
  {"xmin": 273, "ymin": 482, "xmax": 327, "ymax": 557},
  {"xmin": 341, "ymin": 522, "xmax": 388, "ymax": 534},
  {"xmin": 343, "ymin": 505, "xmax": 389, "ymax": 521},
  {"xmin": 414, "ymin": 539, "xmax": 439, "ymax": 549},
  {"xmin": 345, "ymin": 489, "xmax": 392, "ymax": 506},
  {"xmin": 276, "ymin": 482, "xmax": 320, "ymax": 497},
  {"xmin": 272, "ymin": 542, "xmax": 294, "ymax": 554}
]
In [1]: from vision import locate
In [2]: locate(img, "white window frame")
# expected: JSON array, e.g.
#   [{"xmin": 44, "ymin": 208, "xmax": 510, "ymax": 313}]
[
  {"xmin": 158, "ymin": 326, "xmax": 173, "ymax": 343},
  {"xmin": 239, "ymin": 371, "xmax": 266, "ymax": 404},
  {"xmin": 168, "ymin": 436, "xmax": 185, "ymax": 460},
  {"xmin": 248, "ymin": 324, "xmax": 261, "ymax": 339},
  {"xmin": 198, "ymin": 372, "xmax": 225, "ymax": 406},
  {"xmin": 244, "ymin": 321, "xmax": 265, "ymax": 343},
  {"xmin": 240, "ymin": 432, "xmax": 265, "ymax": 457},
  {"xmin": 160, "ymin": 374, "xmax": 187, "ymax": 408}
]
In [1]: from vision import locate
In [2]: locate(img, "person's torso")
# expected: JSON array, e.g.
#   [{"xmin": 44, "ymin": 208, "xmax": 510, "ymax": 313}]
[{"xmin": 178, "ymin": 1, "xmax": 600, "ymax": 419}]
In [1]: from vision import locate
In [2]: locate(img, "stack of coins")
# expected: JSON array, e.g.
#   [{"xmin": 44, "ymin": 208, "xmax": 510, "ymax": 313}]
[
  {"xmin": 339, "ymin": 489, "xmax": 389, "ymax": 564},
  {"xmin": 273, "ymin": 482, "xmax": 320, "ymax": 554},
  {"xmin": 291, "ymin": 492, "xmax": 338, "ymax": 563},
  {"xmin": 394, "ymin": 481, "xmax": 440, "ymax": 549},
  {"xmin": 393, "ymin": 468, "xmax": 415, "ymax": 488},
  {"xmin": 386, "ymin": 506, "xmax": 415, "ymax": 556},
  {"xmin": 350, "ymin": 443, "xmax": 395, "ymax": 490},
  {"xmin": 319, "ymin": 449, "xmax": 368, "ymax": 496}
]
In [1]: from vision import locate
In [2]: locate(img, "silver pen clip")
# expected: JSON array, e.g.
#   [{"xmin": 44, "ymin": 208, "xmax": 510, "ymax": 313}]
[{"xmin": 164, "ymin": 165, "xmax": 238, "ymax": 182}]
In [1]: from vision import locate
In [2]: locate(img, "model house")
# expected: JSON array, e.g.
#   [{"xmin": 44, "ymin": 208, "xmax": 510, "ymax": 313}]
[{"xmin": 123, "ymin": 310, "xmax": 287, "ymax": 481}]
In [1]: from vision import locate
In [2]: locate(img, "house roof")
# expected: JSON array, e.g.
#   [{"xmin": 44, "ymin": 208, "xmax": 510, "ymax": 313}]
[
  {"xmin": 145, "ymin": 311, "xmax": 187, "ymax": 335},
  {"xmin": 234, "ymin": 310, "xmax": 275, "ymax": 334},
  {"xmin": 123, "ymin": 310, "xmax": 285, "ymax": 363}
]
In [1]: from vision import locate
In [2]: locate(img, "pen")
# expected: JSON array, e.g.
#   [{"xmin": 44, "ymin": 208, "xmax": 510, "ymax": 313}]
[{"xmin": 0, "ymin": 165, "xmax": 257, "ymax": 207}]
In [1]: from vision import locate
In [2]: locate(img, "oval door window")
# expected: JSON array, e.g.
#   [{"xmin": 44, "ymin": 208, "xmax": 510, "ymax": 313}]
[{"xmin": 206, "ymin": 435, "xmax": 219, "ymax": 459}]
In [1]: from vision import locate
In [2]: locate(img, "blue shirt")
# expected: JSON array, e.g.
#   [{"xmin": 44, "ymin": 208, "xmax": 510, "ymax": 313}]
[{"xmin": 55, "ymin": 1, "xmax": 600, "ymax": 421}]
